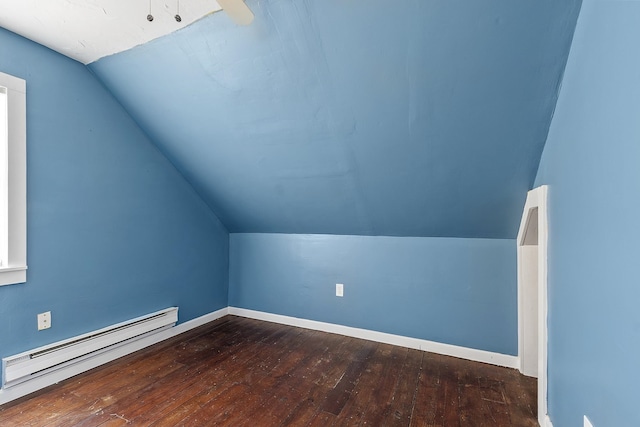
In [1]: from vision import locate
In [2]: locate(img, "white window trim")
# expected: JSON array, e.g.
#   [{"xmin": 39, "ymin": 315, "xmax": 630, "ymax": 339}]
[{"xmin": 0, "ymin": 71, "xmax": 27, "ymax": 286}]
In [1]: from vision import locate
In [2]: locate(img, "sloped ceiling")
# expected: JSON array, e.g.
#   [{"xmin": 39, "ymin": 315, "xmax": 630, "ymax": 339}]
[{"xmin": 88, "ymin": 0, "xmax": 581, "ymax": 238}]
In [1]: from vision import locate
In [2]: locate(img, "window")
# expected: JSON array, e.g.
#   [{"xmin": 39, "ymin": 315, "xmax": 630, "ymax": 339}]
[{"xmin": 0, "ymin": 71, "xmax": 27, "ymax": 286}]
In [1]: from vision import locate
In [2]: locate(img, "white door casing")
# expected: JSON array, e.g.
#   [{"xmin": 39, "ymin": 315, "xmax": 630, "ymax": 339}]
[{"xmin": 517, "ymin": 185, "xmax": 549, "ymax": 426}]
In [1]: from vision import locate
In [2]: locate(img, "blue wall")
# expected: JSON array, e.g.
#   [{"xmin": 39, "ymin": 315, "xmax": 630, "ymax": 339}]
[
  {"xmin": 0, "ymin": 28, "xmax": 229, "ymax": 382},
  {"xmin": 89, "ymin": 0, "xmax": 581, "ymax": 239},
  {"xmin": 535, "ymin": 0, "xmax": 640, "ymax": 425},
  {"xmin": 229, "ymin": 233, "xmax": 517, "ymax": 355}
]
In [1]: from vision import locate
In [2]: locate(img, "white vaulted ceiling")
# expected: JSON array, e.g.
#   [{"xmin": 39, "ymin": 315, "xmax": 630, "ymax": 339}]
[{"xmin": 0, "ymin": 0, "xmax": 223, "ymax": 64}]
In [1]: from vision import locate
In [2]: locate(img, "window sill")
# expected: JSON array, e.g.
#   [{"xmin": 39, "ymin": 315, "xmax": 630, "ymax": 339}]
[{"xmin": 0, "ymin": 266, "xmax": 27, "ymax": 286}]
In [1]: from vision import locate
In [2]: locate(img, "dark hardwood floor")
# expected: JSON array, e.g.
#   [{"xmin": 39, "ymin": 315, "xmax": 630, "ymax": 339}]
[{"xmin": 0, "ymin": 316, "xmax": 537, "ymax": 426}]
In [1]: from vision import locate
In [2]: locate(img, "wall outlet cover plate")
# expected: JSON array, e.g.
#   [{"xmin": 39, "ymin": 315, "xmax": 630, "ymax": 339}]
[{"xmin": 37, "ymin": 311, "xmax": 51, "ymax": 330}]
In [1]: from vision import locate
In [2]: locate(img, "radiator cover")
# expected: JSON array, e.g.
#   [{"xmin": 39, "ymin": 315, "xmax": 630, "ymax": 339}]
[{"xmin": 2, "ymin": 307, "xmax": 178, "ymax": 388}]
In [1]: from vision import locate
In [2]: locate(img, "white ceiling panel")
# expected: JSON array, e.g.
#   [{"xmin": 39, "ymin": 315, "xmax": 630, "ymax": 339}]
[{"xmin": 0, "ymin": 0, "xmax": 223, "ymax": 64}]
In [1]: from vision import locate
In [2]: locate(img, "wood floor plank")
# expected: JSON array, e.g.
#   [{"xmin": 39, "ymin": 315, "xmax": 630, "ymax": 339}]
[
  {"xmin": 215, "ymin": 332, "xmax": 325, "ymax": 425},
  {"xmin": 334, "ymin": 343, "xmax": 399, "ymax": 426},
  {"xmin": 359, "ymin": 344, "xmax": 407, "ymax": 426},
  {"xmin": 379, "ymin": 348, "xmax": 423, "ymax": 427},
  {"xmin": 0, "ymin": 316, "xmax": 537, "ymax": 427},
  {"xmin": 502, "ymin": 370, "xmax": 538, "ymax": 426},
  {"xmin": 440, "ymin": 364, "xmax": 462, "ymax": 427},
  {"xmin": 137, "ymin": 324, "xmax": 291, "ymax": 424},
  {"xmin": 144, "ymin": 321, "xmax": 294, "ymax": 426},
  {"xmin": 319, "ymin": 342, "xmax": 377, "ymax": 416},
  {"xmin": 26, "ymin": 318, "xmax": 239, "ymax": 427},
  {"xmin": 307, "ymin": 409, "xmax": 337, "ymax": 427},
  {"xmin": 409, "ymin": 352, "xmax": 442, "ymax": 426},
  {"xmin": 277, "ymin": 335, "xmax": 360, "ymax": 426},
  {"xmin": 156, "ymin": 325, "xmax": 310, "ymax": 426},
  {"xmin": 67, "ymin": 318, "xmax": 278, "ymax": 427}
]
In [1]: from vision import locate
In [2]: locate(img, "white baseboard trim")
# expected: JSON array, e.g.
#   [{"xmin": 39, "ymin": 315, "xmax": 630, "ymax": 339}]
[
  {"xmin": 544, "ymin": 414, "xmax": 553, "ymax": 427},
  {"xmin": 0, "ymin": 307, "xmax": 229, "ymax": 406},
  {"xmin": 228, "ymin": 307, "xmax": 519, "ymax": 369},
  {"xmin": 1, "ymin": 305, "xmax": 519, "ymax": 406}
]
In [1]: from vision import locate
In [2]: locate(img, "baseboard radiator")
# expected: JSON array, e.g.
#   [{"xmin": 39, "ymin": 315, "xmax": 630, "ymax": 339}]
[{"xmin": 2, "ymin": 307, "xmax": 178, "ymax": 389}]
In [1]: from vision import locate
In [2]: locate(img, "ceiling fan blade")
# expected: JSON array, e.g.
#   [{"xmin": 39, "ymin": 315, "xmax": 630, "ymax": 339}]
[{"xmin": 217, "ymin": 0, "xmax": 254, "ymax": 26}]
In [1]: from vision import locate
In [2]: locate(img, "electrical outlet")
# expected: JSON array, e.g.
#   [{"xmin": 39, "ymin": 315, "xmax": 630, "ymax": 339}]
[
  {"xmin": 336, "ymin": 283, "xmax": 344, "ymax": 297},
  {"xmin": 37, "ymin": 311, "xmax": 51, "ymax": 330},
  {"xmin": 584, "ymin": 416, "xmax": 594, "ymax": 427}
]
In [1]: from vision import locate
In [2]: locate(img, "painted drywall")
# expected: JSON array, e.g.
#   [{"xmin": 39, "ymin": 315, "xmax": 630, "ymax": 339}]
[
  {"xmin": 229, "ymin": 233, "xmax": 517, "ymax": 355},
  {"xmin": 0, "ymin": 0, "xmax": 223, "ymax": 64},
  {"xmin": 89, "ymin": 0, "xmax": 581, "ymax": 239},
  {"xmin": 0, "ymin": 28, "xmax": 229, "ymax": 383},
  {"xmin": 534, "ymin": 0, "xmax": 640, "ymax": 424}
]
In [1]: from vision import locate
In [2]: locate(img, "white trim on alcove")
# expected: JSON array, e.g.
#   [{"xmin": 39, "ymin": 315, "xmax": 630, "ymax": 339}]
[{"xmin": 517, "ymin": 185, "xmax": 549, "ymax": 426}]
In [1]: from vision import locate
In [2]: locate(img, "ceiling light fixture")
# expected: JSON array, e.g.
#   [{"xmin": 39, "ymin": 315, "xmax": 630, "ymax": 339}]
[
  {"xmin": 175, "ymin": 0, "xmax": 182, "ymax": 22},
  {"xmin": 145, "ymin": 0, "xmax": 254, "ymax": 25}
]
